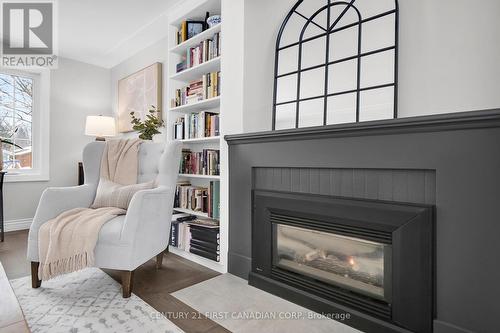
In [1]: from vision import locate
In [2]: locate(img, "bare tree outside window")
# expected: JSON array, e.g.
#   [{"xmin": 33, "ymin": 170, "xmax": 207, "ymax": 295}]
[{"xmin": 0, "ymin": 72, "xmax": 33, "ymax": 169}]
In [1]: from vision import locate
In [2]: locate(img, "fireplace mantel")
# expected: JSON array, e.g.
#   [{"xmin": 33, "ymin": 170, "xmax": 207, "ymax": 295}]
[
  {"xmin": 225, "ymin": 109, "xmax": 500, "ymax": 333},
  {"xmin": 226, "ymin": 108, "xmax": 500, "ymax": 145}
]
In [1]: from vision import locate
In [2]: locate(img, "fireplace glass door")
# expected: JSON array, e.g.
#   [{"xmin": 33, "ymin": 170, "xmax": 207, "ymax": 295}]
[{"xmin": 274, "ymin": 224, "xmax": 391, "ymax": 300}]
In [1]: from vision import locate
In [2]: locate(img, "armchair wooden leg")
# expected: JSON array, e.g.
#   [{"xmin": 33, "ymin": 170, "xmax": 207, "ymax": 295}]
[
  {"xmin": 122, "ymin": 270, "xmax": 134, "ymax": 298},
  {"xmin": 156, "ymin": 251, "xmax": 164, "ymax": 270},
  {"xmin": 31, "ymin": 262, "xmax": 41, "ymax": 288}
]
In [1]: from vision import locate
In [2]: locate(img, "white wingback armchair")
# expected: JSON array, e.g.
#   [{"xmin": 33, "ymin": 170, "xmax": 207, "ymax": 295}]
[{"xmin": 27, "ymin": 141, "xmax": 181, "ymax": 297}]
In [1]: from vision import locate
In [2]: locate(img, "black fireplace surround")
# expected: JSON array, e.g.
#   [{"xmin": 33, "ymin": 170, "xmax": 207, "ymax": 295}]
[
  {"xmin": 251, "ymin": 190, "xmax": 433, "ymax": 333},
  {"xmin": 225, "ymin": 110, "xmax": 500, "ymax": 333}
]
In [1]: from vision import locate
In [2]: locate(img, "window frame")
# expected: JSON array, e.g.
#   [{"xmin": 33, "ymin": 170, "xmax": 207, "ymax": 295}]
[{"xmin": 1, "ymin": 67, "xmax": 50, "ymax": 182}]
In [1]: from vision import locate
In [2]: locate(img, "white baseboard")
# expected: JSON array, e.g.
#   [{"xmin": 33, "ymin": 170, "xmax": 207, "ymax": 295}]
[{"xmin": 4, "ymin": 218, "xmax": 33, "ymax": 232}]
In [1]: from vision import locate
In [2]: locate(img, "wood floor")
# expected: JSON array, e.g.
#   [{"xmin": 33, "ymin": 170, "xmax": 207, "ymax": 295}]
[{"xmin": 0, "ymin": 230, "xmax": 231, "ymax": 333}]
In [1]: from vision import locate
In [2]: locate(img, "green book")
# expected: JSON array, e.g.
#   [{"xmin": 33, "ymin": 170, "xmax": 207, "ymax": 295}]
[{"xmin": 212, "ymin": 181, "xmax": 220, "ymax": 219}]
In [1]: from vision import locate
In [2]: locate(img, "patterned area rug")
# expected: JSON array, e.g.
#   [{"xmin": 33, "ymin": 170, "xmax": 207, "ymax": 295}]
[{"xmin": 10, "ymin": 268, "xmax": 183, "ymax": 333}]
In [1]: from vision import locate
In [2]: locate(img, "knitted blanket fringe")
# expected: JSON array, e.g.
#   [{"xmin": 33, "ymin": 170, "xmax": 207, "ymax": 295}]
[
  {"xmin": 40, "ymin": 251, "xmax": 95, "ymax": 280},
  {"xmin": 38, "ymin": 207, "xmax": 126, "ymax": 281}
]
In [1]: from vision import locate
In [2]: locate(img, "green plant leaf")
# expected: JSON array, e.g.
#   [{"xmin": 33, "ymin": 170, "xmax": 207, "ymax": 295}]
[{"xmin": 128, "ymin": 106, "xmax": 164, "ymax": 140}]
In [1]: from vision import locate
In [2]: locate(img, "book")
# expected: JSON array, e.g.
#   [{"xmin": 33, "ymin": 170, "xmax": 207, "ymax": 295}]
[
  {"xmin": 190, "ymin": 239, "xmax": 220, "ymax": 251},
  {"xmin": 177, "ymin": 223, "xmax": 192, "ymax": 251},
  {"xmin": 181, "ymin": 21, "xmax": 187, "ymax": 43},
  {"xmin": 190, "ymin": 247, "xmax": 220, "ymax": 262},
  {"xmin": 170, "ymin": 221, "xmax": 180, "ymax": 247},
  {"xmin": 176, "ymin": 60, "xmax": 187, "ymax": 73},
  {"xmin": 190, "ymin": 228, "xmax": 219, "ymax": 244},
  {"xmin": 212, "ymin": 181, "xmax": 220, "ymax": 219},
  {"xmin": 190, "ymin": 224, "xmax": 220, "ymax": 233}
]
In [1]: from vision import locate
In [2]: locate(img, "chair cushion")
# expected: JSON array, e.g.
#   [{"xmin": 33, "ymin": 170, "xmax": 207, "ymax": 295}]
[
  {"xmin": 91, "ymin": 178, "xmax": 154, "ymax": 209},
  {"xmin": 97, "ymin": 215, "xmax": 126, "ymax": 245},
  {"xmin": 138, "ymin": 142, "xmax": 166, "ymax": 184}
]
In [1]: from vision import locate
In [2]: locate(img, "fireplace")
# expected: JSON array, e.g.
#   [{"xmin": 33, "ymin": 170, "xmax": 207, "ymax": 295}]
[
  {"xmin": 251, "ymin": 190, "xmax": 434, "ymax": 333},
  {"xmin": 274, "ymin": 224, "xmax": 390, "ymax": 302}
]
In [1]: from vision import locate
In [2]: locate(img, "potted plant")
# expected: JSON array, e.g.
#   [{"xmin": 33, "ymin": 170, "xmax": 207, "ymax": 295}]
[{"xmin": 130, "ymin": 106, "xmax": 164, "ymax": 141}]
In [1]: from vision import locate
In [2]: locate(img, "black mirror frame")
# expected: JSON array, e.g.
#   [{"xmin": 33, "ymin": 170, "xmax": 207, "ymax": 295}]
[{"xmin": 272, "ymin": 0, "xmax": 399, "ymax": 130}]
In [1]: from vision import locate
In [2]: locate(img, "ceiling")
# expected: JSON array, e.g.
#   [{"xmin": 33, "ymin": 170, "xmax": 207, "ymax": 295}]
[{"xmin": 58, "ymin": 0, "xmax": 179, "ymax": 68}]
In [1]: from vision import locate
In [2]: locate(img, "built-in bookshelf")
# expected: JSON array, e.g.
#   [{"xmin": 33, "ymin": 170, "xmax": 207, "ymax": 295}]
[{"xmin": 167, "ymin": 0, "xmax": 225, "ymax": 273}]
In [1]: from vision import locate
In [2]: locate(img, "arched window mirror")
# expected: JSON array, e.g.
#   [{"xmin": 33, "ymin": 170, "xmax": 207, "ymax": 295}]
[{"xmin": 273, "ymin": 0, "xmax": 399, "ymax": 130}]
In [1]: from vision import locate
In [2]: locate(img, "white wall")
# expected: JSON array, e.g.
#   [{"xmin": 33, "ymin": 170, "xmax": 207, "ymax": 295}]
[
  {"xmin": 110, "ymin": 37, "xmax": 169, "ymax": 136},
  {"xmin": 221, "ymin": 0, "xmax": 245, "ymax": 135},
  {"xmin": 234, "ymin": 0, "xmax": 500, "ymax": 133},
  {"xmin": 4, "ymin": 57, "xmax": 111, "ymax": 223}
]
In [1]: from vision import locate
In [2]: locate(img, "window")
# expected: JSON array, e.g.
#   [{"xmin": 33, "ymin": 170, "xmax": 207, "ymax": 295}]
[
  {"xmin": 0, "ymin": 72, "xmax": 34, "ymax": 170},
  {"xmin": 0, "ymin": 68, "xmax": 49, "ymax": 182}
]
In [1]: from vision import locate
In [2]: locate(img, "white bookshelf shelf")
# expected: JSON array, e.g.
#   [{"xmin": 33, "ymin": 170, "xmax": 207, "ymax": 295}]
[
  {"xmin": 170, "ymin": 24, "xmax": 222, "ymax": 54},
  {"xmin": 170, "ymin": 57, "xmax": 221, "ymax": 82},
  {"xmin": 173, "ymin": 207, "xmax": 219, "ymax": 220},
  {"xmin": 179, "ymin": 174, "xmax": 220, "ymax": 180},
  {"xmin": 178, "ymin": 136, "xmax": 221, "ymax": 143},
  {"xmin": 170, "ymin": 96, "xmax": 220, "ymax": 113},
  {"xmin": 169, "ymin": 247, "xmax": 224, "ymax": 273}
]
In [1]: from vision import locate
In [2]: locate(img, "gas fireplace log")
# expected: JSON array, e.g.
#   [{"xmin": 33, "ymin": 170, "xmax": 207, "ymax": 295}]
[
  {"xmin": 278, "ymin": 234, "xmax": 322, "ymax": 261},
  {"xmin": 279, "ymin": 225, "xmax": 382, "ymax": 256},
  {"xmin": 278, "ymin": 228, "xmax": 384, "ymax": 280}
]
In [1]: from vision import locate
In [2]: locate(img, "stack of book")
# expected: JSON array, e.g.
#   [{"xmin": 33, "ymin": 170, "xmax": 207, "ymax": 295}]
[
  {"xmin": 170, "ymin": 220, "xmax": 220, "ymax": 262},
  {"xmin": 203, "ymin": 71, "xmax": 220, "ymax": 99},
  {"xmin": 180, "ymin": 148, "xmax": 220, "ymax": 176},
  {"xmin": 171, "ymin": 71, "xmax": 221, "ymax": 108},
  {"xmin": 174, "ymin": 181, "xmax": 220, "ymax": 218},
  {"xmin": 189, "ymin": 224, "xmax": 220, "ymax": 262},
  {"xmin": 170, "ymin": 221, "xmax": 191, "ymax": 250},
  {"xmin": 178, "ymin": 33, "xmax": 221, "ymax": 72},
  {"xmin": 174, "ymin": 111, "xmax": 219, "ymax": 140}
]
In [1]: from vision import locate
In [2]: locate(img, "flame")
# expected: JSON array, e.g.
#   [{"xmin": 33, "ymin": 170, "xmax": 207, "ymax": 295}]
[{"xmin": 348, "ymin": 257, "xmax": 355, "ymax": 266}]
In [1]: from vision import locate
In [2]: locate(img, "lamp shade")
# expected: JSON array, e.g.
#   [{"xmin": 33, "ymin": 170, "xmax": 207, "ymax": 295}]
[{"xmin": 85, "ymin": 116, "xmax": 116, "ymax": 138}]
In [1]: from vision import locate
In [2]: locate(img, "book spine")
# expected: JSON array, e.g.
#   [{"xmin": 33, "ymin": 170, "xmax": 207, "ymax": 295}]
[
  {"xmin": 190, "ymin": 239, "xmax": 220, "ymax": 252},
  {"xmin": 189, "ymin": 247, "xmax": 220, "ymax": 262},
  {"xmin": 213, "ymin": 181, "xmax": 220, "ymax": 219},
  {"xmin": 170, "ymin": 222, "xmax": 179, "ymax": 247},
  {"xmin": 190, "ymin": 230, "xmax": 220, "ymax": 243}
]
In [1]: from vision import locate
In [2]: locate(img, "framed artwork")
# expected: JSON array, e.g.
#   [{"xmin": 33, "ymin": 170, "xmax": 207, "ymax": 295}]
[
  {"xmin": 118, "ymin": 62, "xmax": 162, "ymax": 133},
  {"xmin": 187, "ymin": 21, "xmax": 205, "ymax": 39}
]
